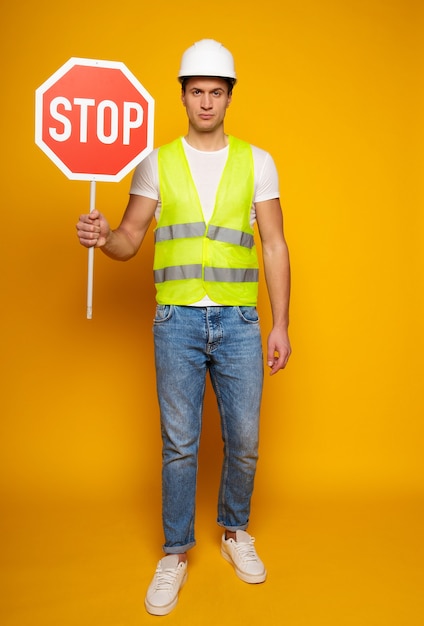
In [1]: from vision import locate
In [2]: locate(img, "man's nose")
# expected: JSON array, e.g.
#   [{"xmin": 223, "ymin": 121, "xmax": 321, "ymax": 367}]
[{"xmin": 200, "ymin": 94, "xmax": 212, "ymax": 109}]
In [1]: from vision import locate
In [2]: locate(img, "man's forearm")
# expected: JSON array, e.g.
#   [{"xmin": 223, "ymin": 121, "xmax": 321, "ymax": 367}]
[
  {"xmin": 262, "ymin": 241, "xmax": 291, "ymax": 329},
  {"xmin": 100, "ymin": 226, "xmax": 141, "ymax": 261}
]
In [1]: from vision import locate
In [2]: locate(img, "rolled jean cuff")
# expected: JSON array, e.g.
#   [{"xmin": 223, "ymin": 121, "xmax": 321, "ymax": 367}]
[
  {"xmin": 218, "ymin": 522, "xmax": 249, "ymax": 532},
  {"xmin": 163, "ymin": 540, "xmax": 196, "ymax": 554}
]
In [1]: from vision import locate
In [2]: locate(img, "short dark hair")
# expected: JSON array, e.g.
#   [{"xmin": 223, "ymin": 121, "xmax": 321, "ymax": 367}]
[{"xmin": 180, "ymin": 76, "xmax": 235, "ymax": 96}]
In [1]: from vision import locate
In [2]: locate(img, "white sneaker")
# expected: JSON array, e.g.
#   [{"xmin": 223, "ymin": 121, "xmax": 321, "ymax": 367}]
[
  {"xmin": 221, "ymin": 530, "xmax": 267, "ymax": 583},
  {"xmin": 145, "ymin": 555, "xmax": 188, "ymax": 616}
]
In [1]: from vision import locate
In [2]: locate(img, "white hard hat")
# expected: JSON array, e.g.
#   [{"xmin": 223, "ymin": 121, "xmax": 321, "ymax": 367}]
[{"xmin": 178, "ymin": 39, "xmax": 237, "ymax": 84}]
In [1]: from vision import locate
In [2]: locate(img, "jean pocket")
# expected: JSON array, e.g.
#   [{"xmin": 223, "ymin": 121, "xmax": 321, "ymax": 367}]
[
  {"xmin": 153, "ymin": 304, "xmax": 173, "ymax": 323},
  {"xmin": 237, "ymin": 306, "xmax": 260, "ymax": 324}
]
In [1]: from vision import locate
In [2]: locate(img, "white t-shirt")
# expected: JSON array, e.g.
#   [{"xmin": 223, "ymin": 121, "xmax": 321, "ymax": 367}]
[{"xmin": 129, "ymin": 137, "xmax": 280, "ymax": 305}]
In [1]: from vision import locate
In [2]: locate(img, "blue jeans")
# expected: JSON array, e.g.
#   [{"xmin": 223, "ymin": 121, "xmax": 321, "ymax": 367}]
[{"xmin": 153, "ymin": 305, "xmax": 264, "ymax": 554}]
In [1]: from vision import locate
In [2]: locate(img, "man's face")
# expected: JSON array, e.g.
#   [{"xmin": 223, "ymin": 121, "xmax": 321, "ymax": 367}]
[{"xmin": 181, "ymin": 77, "xmax": 232, "ymax": 134}]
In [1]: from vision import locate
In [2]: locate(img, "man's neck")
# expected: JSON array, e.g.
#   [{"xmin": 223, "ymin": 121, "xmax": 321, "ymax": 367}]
[{"xmin": 184, "ymin": 129, "xmax": 229, "ymax": 151}]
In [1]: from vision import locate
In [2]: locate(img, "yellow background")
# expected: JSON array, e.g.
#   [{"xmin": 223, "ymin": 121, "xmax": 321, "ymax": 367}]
[{"xmin": 1, "ymin": 1, "xmax": 423, "ymax": 625}]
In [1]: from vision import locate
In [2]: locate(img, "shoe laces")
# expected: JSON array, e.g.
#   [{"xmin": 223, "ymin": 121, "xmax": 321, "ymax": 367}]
[
  {"xmin": 152, "ymin": 564, "xmax": 181, "ymax": 591},
  {"xmin": 233, "ymin": 537, "xmax": 259, "ymax": 563}
]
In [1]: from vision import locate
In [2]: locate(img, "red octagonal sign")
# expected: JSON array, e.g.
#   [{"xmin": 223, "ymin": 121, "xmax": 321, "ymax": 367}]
[{"xmin": 35, "ymin": 58, "xmax": 154, "ymax": 181}]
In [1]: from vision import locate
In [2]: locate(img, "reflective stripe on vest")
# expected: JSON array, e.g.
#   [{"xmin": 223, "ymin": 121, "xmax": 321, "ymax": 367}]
[
  {"xmin": 154, "ymin": 265, "xmax": 259, "ymax": 284},
  {"xmin": 155, "ymin": 222, "xmax": 205, "ymax": 243},
  {"xmin": 204, "ymin": 267, "xmax": 259, "ymax": 282},
  {"xmin": 154, "ymin": 264, "xmax": 203, "ymax": 282},
  {"xmin": 155, "ymin": 222, "xmax": 254, "ymax": 249},
  {"xmin": 207, "ymin": 225, "xmax": 255, "ymax": 249}
]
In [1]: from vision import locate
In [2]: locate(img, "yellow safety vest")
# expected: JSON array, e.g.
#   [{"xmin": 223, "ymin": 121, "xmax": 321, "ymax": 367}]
[{"xmin": 154, "ymin": 135, "xmax": 259, "ymax": 305}]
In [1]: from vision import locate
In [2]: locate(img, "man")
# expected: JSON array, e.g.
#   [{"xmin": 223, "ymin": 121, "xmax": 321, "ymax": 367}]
[{"xmin": 76, "ymin": 39, "xmax": 291, "ymax": 616}]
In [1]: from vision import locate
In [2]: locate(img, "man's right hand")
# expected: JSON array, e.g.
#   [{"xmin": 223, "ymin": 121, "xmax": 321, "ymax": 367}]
[{"xmin": 76, "ymin": 210, "xmax": 110, "ymax": 248}]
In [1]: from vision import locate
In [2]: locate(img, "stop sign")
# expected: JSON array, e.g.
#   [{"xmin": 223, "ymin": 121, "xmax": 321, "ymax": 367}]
[{"xmin": 35, "ymin": 57, "xmax": 154, "ymax": 181}]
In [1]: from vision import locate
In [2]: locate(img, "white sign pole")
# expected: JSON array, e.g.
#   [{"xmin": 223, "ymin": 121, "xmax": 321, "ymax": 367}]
[{"xmin": 86, "ymin": 180, "xmax": 96, "ymax": 319}]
